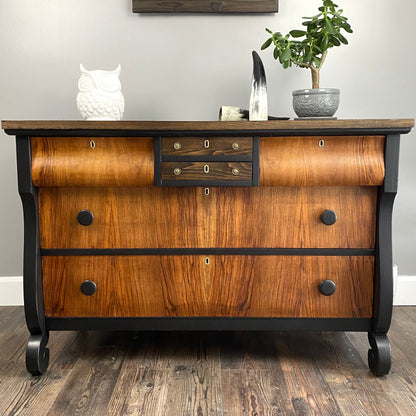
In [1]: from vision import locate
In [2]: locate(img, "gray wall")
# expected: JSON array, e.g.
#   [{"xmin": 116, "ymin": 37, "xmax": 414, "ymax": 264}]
[{"xmin": 1, "ymin": 0, "xmax": 415, "ymax": 276}]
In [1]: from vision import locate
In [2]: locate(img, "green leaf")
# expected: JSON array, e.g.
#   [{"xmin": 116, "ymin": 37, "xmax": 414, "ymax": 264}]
[
  {"xmin": 312, "ymin": 57, "xmax": 321, "ymax": 67},
  {"xmin": 261, "ymin": 38, "xmax": 273, "ymax": 50},
  {"xmin": 338, "ymin": 33, "xmax": 348, "ymax": 44},
  {"xmin": 325, "ymin": 20, "xmax": 337, "ymax": 35},
  {"xmin": 266, "ymin": 28, "xmax": 273, "ymax": 34},
  {"xmin": 342, "ymin": 23, "xmax": 353, "ymax": 33},
  {"xmin": 320, "ymin": 35, "xmax": 329, "ymax": 52},
  {"xmin": 330, "ymin": 36, "xmax": 341, "ymax": 46},
  {"xmin": 273, "ymin": 47, "xmax": 279, "ymax": 59},
  {"xmin": 289, "ymin": 30, "xmax": 306, "ymax": 38},
  {"xmin": 282, "ymin": 47, "xmax": 292, "ymax": 61}
]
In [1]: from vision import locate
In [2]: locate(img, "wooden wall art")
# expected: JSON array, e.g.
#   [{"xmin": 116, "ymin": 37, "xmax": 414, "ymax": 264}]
[{"xmin": 132, "ymin": 0, "xmax": 278, "ymax": 13}]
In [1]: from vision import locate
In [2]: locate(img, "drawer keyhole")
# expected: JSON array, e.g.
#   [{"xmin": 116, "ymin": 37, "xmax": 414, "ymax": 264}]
[
  {"xmin": 204, "ymin": 139, "xmax": 210, "ymax": 149},
  {"xmin": 204, "ymin": 164, "xmax": 210, "ymax": 174},
  {"xmin": 89, "ymin": 140, "xmax": 95, "ymax": 149}
]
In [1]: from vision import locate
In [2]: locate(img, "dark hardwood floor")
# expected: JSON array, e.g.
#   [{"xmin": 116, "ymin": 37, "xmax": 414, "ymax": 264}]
[{"xmin": 0, "ymin": 306, "xmax": 415, "ymax": 415}]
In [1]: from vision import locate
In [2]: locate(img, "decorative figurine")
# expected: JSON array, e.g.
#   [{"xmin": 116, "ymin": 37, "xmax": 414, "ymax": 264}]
[{"xmin": 76, "ymin": 64, "xmax": 125, "ymax": 121}]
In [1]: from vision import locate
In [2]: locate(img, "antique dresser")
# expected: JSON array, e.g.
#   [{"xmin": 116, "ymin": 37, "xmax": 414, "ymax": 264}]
[{"xmin": 2, "ymin": 119, "xmax": 414, "ymax": 376}]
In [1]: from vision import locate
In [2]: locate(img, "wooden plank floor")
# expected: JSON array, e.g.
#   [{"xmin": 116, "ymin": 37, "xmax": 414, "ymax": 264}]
[{"xmin": 0, "ymin": 307, "xmax": 415, "ymax": 415}]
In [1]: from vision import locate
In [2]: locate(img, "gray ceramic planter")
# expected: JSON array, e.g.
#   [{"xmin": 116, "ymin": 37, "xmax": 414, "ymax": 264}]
[{"xmin": 292, "ymin": 88, "xmax": 340, "ymax": 118}]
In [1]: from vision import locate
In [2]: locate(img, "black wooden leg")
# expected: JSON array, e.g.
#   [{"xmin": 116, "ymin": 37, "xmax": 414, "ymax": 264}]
[
  {"xmin": 26, "ymin": 332, "xmax": 50, "ymax": 375},
  {"xmin": 367, "ymin": 332, "xmax": 391, "ymax": 376}
]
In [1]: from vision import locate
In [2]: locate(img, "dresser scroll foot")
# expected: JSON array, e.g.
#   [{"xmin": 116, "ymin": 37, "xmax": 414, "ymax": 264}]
[
  {"xmin": 367, "ymin": 332, "xmax": 391, "ymax": 376},
  {"xmin": 26, "ymin": 332, "xmax": 50, "ymax": 375}
]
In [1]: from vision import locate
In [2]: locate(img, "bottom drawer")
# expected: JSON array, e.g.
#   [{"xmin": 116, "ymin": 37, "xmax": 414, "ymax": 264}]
[{"xmin": 42, "ymin": 255, "xmax": 374, "ymax": 319}]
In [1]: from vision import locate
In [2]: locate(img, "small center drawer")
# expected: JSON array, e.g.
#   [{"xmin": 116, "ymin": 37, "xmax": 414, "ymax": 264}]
[
  {"xmin": 155, "ymin": 136, "xmax": 259, "ymax": 187},
  {"xmin": 161, "ymin": 137, "xmax": 253, "ymax": 156},
  {"xmin": 161, "ymin": 161, "xmax": 252, "ymax": 181}
]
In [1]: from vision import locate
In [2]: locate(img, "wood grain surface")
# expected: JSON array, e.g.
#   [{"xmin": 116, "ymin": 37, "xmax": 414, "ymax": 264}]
[
  {"xmin": 2, "ymin": 119, "xmax": 414, "ymax": 134},
  {"xmin": 42, "ymin": 255, "xmax": 374, "ymax": 318},
  {"xmin": 133, "ymin": 0, "xmax": 278, "ymax": 13},
  {"xmin": 260, "ymin": 136, "xmax": 385, "ymax": 186},
  {"xmin": 161, "ymin": 161, "xmax": 252, "ymax": 181},
  {"xmin": 161, "ymin": 137, "xmax": 252, "ymax": 156},
  {"xmin": 38, "ymin": 186, "xmax": 377, "ymax": 249},
  {"xmin": 31, "ymin": 137, "xmax": 154, "ymax": 186},
  {"xmin": 2, "ymin": 306, "xmax": 416, "ymax": 415}
]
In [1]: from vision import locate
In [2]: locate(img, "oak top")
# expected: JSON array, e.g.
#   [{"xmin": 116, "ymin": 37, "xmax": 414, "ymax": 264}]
[{"xmin": 2, "ymin": 119, "xmax": 414, "ymax": 136}]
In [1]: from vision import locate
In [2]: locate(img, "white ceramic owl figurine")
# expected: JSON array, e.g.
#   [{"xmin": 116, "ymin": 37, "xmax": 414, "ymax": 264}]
[{"xmin": 76, "ymin": 64, "xmax": 125, "ymax": 121}]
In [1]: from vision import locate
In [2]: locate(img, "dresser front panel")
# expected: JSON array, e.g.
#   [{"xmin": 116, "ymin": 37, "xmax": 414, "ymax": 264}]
[
  {"xmin": 260, "ymin": 136, "xmax": 385, "ymax": 186},
  {"xmin": 42, "ymin": 255, "xmax": 374, "ymax": 318},
  {"xmin": 38, "ymin": 186, "xmax": 377, "ymax": 249},
  {"xmin": 31, "ymin": 137, "xmax": 154, "ymax": 186}
]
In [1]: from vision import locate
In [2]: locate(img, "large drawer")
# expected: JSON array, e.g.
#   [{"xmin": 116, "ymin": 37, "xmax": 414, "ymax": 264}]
[
  {"xmin": 31, "ymin": 137, "xmax": 154, "ymax": 186},
  {"xmin": 42, "ymin": 255, "xmax": 374, "ymax": 318},
  {"xmin": 38, "ymin": 186, "xmax": 377, "ymax": 249}
]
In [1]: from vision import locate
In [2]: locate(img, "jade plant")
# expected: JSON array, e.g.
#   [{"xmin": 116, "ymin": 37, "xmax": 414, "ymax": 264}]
[{"xmin": 261, "ymin": 0, "xmax": 352, "ymax": 89}]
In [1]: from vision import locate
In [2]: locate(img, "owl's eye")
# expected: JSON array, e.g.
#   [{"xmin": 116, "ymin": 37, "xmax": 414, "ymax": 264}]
[
  {"xmin": 78, "ymin": 74, "xmax": 95, "ymax": 92},
  {"xmin": 99, "ymin": 74, "xmax": 119, "ymax": 92}
]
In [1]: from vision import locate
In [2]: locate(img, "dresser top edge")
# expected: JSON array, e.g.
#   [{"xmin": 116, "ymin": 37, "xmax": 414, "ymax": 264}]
[{"xmin": 2, "ymin": 119, "xmax": 414, "ymax": 137}]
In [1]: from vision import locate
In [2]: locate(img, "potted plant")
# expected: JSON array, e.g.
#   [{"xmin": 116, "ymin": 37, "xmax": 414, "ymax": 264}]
[{"xmin": 261, "ymin": 0, "xmax": 352, "ymax": 118}]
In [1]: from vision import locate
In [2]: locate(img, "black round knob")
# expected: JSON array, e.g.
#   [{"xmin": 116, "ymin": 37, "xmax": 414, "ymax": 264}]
[
  {"xmin": 319, "ymin": 280, "xmax": 336, "ymax": 296},
  {"xmin": 77, "ymin": 210, "xmax": 94, "ymax": 226},
  {"xmin": 80, "ymin": 280, "xmax": 97, "ymax": 296},
  {"xmin": 321, "ymin": 209, "xmax": 337, "ymax": 226}
]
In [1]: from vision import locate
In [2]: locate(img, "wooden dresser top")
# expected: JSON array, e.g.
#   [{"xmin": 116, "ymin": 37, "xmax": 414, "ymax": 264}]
[{"xmin": 2, "ymin": 119, "xmax": 414, "ymax": 137}]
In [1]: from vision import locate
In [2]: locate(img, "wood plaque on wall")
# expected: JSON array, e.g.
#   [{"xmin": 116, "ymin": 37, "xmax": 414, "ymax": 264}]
[{"xmin": 133, "ymin": 0, "xmax": 278, "ymax": 13}]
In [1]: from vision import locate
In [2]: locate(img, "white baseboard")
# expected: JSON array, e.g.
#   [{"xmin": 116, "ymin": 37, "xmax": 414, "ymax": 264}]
[
  {"xmin": 394, "ymin": 275, "xmax": 416, "ymax": 305},
  {"xmin": 0, "ymin": 274, "xmax": 415, "ymax": 306},
  {"xmin": 0, "ymin": 276, "xmax": 24, "ymax": 306}
]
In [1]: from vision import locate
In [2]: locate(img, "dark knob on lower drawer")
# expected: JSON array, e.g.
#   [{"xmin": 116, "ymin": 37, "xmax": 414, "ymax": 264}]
[
  {"xmin": 77, "ymin": 210, "xmax": 94, "ymax": 226},
  {"xmin": 319, "ymin": 280, "xmax": 336, "ymax": 296},
  {"xmin": 321, "ymin": 209, "xmax": 337, "ymax": 225},
  {"xmin": 80, "ymin": 280, "xmax": 97, "ymax": 296}
]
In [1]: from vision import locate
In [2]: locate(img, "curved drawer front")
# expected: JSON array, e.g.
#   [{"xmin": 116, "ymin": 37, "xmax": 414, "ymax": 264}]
[
  {"xmin": 31, "ymin": 137, "xmax": 154, "ymax": 186},
  {"xmin": 260, "ymin": 136, "xmax": 385, "ymax": 186},
  {"xmin": 42, "ymin": 255, "xmax": 374, "ymax": 318},
  {"xmin": 38, "ymin": 186, "xmax": 377, "ymax": 249}
]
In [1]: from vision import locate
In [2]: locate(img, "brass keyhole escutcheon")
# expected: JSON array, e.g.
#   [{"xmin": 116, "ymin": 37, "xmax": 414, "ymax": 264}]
[
  {"xmin": 232, "ymin": 168, "xmax": 239, "ymax": 176},
  {"xmin": 89, "ymin": 140, "xmax": 95, "ymax": 149},
  {"xmin": 205, "ymin": 257, "xmax": 210, "ymax": 265},
  {"xmin": 204, "ymin": 187, "xmax": 210, "ymax": 196},
  {"xmin": 319, "ymin": 139, "xmax": 325, "ymax": 148},
  {"xmin": 232, "ymin": 142, "xmax": 240, "ymax": 150},
  {"xmin": 173, "ymin": 142, "xmax": 182, "ymax": 150},
  {"xmin": 204, "ymin": 139, "xmax": 210, "ymax": 149},
  {"xmin": 204, "ymin": 164, "xmax": 210, "ymax": 174},
  {"xmin": 173, "ymin": 168, "xmax": 182, "ymax": 176}
]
